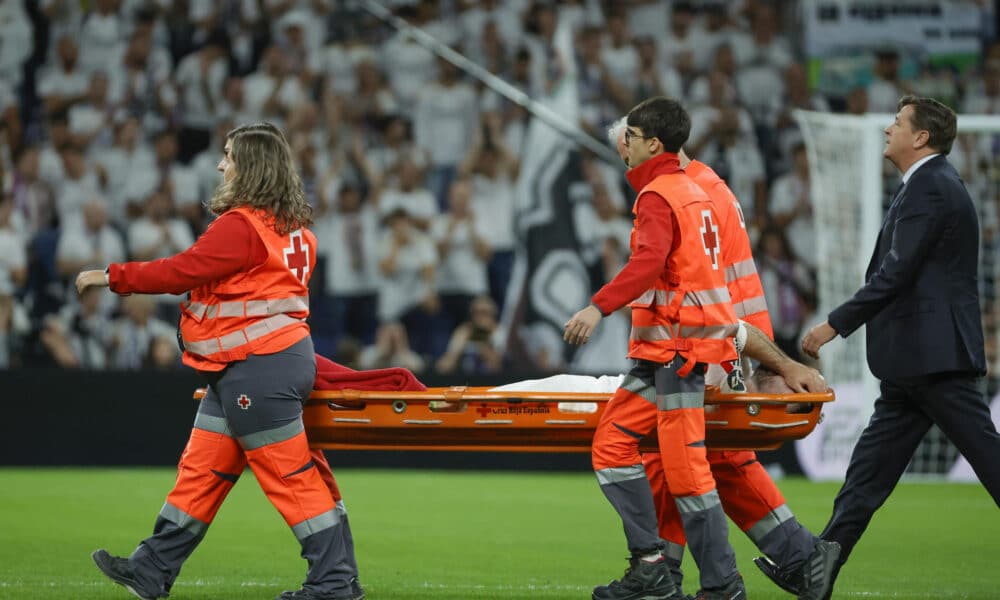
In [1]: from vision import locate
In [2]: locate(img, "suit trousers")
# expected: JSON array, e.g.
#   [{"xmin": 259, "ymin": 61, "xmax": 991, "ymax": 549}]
[{"xmin": 821, "ymin": 372, "xmax": 1000, "ymax": 562}]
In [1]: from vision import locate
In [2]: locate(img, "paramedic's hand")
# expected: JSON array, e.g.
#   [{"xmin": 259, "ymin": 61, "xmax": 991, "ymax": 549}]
[
  {"xmin": 801, "ymin": 321, "xmax": 837, "ymax": 360},
  {"xmin": 564, "ymin": 305, "xmax": 602, "ymax": 345},
  {"xmin": 75, "ymin": 269, "xmax": 109, "ymax": 295},
  {"xmin": 778, "ymin": 360, "xmax": 828, "ymax": 393}
]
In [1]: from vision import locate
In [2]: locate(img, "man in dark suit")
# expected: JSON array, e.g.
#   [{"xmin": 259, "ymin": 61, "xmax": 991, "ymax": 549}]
[{"xmin": 766, "ymin": 96, "xmax": 1000, "ymax": 599}]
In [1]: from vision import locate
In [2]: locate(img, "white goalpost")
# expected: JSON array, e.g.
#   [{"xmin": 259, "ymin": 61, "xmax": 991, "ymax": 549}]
[{"xmin": 793, "ymin": 110, "xmax": 1000, "ymax": 480}]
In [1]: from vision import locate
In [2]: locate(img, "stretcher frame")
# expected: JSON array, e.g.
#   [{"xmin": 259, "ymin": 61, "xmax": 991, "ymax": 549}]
[{"xmin": 193, "ymin": 386, "xmax": 834, "ymax": 452}]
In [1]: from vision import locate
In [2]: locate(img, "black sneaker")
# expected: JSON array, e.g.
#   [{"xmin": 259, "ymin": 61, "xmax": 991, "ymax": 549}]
[
  {"xmin": 276, "ymin": 580, "xmax": 365, "ymax": 600},
  {"xmin": 799, "ymin": 540, "xmax": 841, "ymax": 600},
  {"xmin": 692, "ymin": 574, "xmax": 746, "ymax": 600},
  {"xmin": 592, "ymin": 556, "xmax": 684, "ymax": 600},
  {"xmin": 91, "ymin": 549, "xmax": 165, "ymax": 600},
  {"xmin": 753, "ymin": 555, "xmax": 803, "ymax": 595}
]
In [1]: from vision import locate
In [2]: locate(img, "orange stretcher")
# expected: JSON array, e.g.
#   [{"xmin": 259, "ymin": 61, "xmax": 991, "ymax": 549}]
[{"xmin": 192, "ymin": 386, "xmax": 834, "ymax": 452}]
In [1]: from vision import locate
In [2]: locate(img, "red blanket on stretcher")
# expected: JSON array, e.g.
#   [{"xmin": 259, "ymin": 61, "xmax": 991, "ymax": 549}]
[{"xmin": 313, "ymin": 354, "xmax": 426, "ymax": 392}]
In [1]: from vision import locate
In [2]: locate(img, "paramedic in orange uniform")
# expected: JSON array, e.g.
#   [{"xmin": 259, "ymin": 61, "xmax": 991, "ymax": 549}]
[
  {"xmin": 78, "ymin": 123, "xmax": 363, "ymax": 600},
  {"xmin": 607, "ymin": 117, "xmax": 839, "ymax": 598},
  {"xmin": 565, "ymin": 97, "xmax": 744, "ymax": 600}
]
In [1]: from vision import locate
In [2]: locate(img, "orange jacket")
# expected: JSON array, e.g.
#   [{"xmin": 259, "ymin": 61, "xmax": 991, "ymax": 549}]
[
  {"xmin": 179, "ymin": 207, "xmax": 315, "ymax": 371},
  {"xmin": 628, "ymin": 169, "xmax": 738, "ymax": 373},
  {"xmin": 686, "ymin": 160, "xmax": 774, "ymax": 339}
]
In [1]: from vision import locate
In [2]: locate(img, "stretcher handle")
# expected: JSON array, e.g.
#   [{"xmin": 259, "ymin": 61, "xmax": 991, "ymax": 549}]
[{"xmin": 192, "ymin": 386, "xmax": 835, "ymax": 405}]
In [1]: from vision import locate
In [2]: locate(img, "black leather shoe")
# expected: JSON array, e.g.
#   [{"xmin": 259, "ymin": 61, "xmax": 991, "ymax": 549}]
[
  {"xmin": 92, "ymin": 549, "xmax": 166, "ymax": 600},
  {"xmin": 276, "ymin": 578, "xmax": 365, "ymax": 600},
  {"xmin": 692, "ymin": 574, "xmax": 746, "ymax": 600},
  {"xmin": 753, "ymin": 554, "xmax": 803, "ymax": 595},
  {"xmin": 799, "ymin": 540, "xmax": 841, "ymax": 600}
]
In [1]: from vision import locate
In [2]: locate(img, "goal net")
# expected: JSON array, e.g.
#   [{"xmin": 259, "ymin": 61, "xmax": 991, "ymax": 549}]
[{"xmin": 793, "ymin": 110, "xmax": 1000, "ymax": 480}]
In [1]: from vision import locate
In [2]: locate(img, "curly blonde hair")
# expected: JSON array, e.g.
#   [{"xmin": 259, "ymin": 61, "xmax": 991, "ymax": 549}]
[{"xmin": 207, "ymin": 122, "xmax": 313, "ymax": 234}]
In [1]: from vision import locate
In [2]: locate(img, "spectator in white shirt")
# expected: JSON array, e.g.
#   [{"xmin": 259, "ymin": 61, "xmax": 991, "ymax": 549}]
[
  {"xmin": 377, "ymin": 207, "xmax": 442, "ymax": 358},
  {"xmin": 660, "ymin": 1, "xmax": 712, "ymax": 81},
  {"xmin": 55, "ymin": 145, "xmax": 103, "ymax": 229},
  {"xmin": 367, "ymin": 115, "xmax": 429, "ymax": 183},
  {"xmin": 126, "ymin": 190, "xmax": 194, "ymax": 321},
  {"xmin": 414, "ymin": 57, "xmax": 479, "ymax": 210},
  {"xmin": 313, "ymin": 184, "xmax": 380, "ymax": 346},
  {"xmin": 107, "ymin": 294, "xmax": 179, "ymax": 370},
  {"xmin": 460, "ymin": 113, "xmax": 519, "ymax": 311},
  {"xmin": 56, "ymin": 198, "xmax": 125, "ymax": 317},
  {"xmin": 867, "ymin": 48, "xmax": 911, "ymax": 113},
  {"xmin": 68, "ymin": 71, "xmax": 117, "ymax": 152},
  {"xmin": 92, "ymin": 117, "xmax": 156, "ymax": 228},
  {"xmin": 572, "ymin": 178, "xmax": 632, "ymax": 290},
  {"xmin": 343, "ymin": 59, "xmax": 399, "ymax": 127},
  {"xmin": 730, "ymin": 3, "xmax": 793, "ymax": 70},
  {"xmin": 632, "ymin": 35, "xmax": 684, "ymax": 105},
  {"xmin": 173, "ymin": 32, "xmax": 228, "ymax": 162},
  {"xmin": 79, "ymin": 0, "xmax": 127, "ymax": 75},
  {"xmin": 124, "ymin": 129, "xmax": 201, "ymax": 232},
  {"xmin": 0, "ymin": 0, "xmax": 34, "ymax": 91},
  {"xmin": 243, "ymin": 44, "xmax": 308, "ymax": 127},
  {"xmin": 381, "ymin": 11, "xmax": 439, "ymax": 110},
  {"xmin": 38, "ymin": 36, "xmax": 90, "ymax": 116},
  {"xmin": 600, "ymin": 10, "xmax": 639, "ymax": 86},
  {"xmin": 376, "ymin": 158, "xmax": 438, "ymax": 231},
  {"xmin": 430, "ymin": 177, "xmax": 492, "ymax": 331},
  {"xmin": 768, "ymin": 144, "xmax": 815, "ymax": 270},
  {"xmin": 113, "ymin": 27, "xmax": 174, "ymax": 133}
]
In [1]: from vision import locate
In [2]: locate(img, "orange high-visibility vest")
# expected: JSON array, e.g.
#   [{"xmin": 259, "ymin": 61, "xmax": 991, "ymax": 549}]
[
  {"xmin": 628, "ymin": 172, "xmax": 738, "ymax": 373},
  {"xmin": 686, "ymin": 160, "xmax": 774, "ymax": 339},
  {"xmin": 179, "ymin": 207, "xmax": 315, "ymax": 371}
]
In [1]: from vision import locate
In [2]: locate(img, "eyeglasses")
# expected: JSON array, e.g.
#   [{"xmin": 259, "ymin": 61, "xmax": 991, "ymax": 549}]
[{"xmin": 624, "ymin": 128, "xmax": 651, "ymax": 146}]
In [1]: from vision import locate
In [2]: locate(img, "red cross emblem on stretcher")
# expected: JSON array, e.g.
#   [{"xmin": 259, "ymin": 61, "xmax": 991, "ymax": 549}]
[
  {"xmin": 237, "ymin": 394, "xmax": 252, "ymax": 410},
  {"xmin": 476, "ymin": 403, "xmax": 491, "ymax": 418},
  {"xmin": 284, "ymin": 229, "xmax": 310, "ymax": 284},
  {"xmin": 700, "ymin": 210, "xmax": 720, "ymax": 270}
]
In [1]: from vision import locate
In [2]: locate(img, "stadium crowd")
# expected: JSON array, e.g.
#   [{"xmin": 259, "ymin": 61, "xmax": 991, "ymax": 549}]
[{"xmin": 0, "ymin": 0, "xmax": 998, "ymax": 378}]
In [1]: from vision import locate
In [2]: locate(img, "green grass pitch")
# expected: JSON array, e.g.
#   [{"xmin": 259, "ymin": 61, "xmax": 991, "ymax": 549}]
[{"xmin": 0, "ymin": 468, "xmax": 996, "ymax": 599}]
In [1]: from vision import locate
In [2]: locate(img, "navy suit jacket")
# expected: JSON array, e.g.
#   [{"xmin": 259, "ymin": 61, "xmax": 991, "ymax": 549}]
[{"xmin": 827, "ymin": 155, "xmax": 986, "ymax": 381}]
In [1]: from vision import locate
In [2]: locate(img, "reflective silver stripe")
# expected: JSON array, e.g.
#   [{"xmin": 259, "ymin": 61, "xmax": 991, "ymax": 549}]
[
  {"xmin": 630, "ymin": 325, "xmax": 673, "ymax": 341},
  {"xmin": 240, "ymin": 419, "xmax": 304, "ymax": 451},
  {"xmin": 620, "ymin": 374, "xmax": 655, "ymax": 404},
  {"xmin": 679, "ymin": 324, "xmax": 739, "ymax": 339},
  {"xmin": 219, "ymin": 302, "xmax": 245, "ymax": 318},
  {"xmin": 595, "ymin": 464, "xmax": 647, "ymax": 485},
  {"xmin": 291, "ymin": 508, "xmax": 341, "ymax": 541},
  {"xmin": 682, "ymin": 287, "xmax": 731, "ymax": 307},
  {"xmin": 206, "ymin": 305, "xmax": 219, "ymax": 319},
  {"xmin": 631, "ymin": 290, "xmax": 675, "ymax": 306},
  {"xmin": 160, "ymin": 502, "xmax": 209, "ymax": 537},
  {"xmin": 733, "ymin": 295, "xmax": 769, "ymax": 318},
  {"xmin": 656, "ymin": 391, "xmax": 704, "ymax": 411},
  {"xmin": 663, "ymin": 541, "xmax": 684, "ymax": 562},
  {"xmin": 183, "ymin": 314, "xmax": 303, "ymax": 356},
  {"xmin": 746, "ymin": 504, "xmax": 794, "ymax": 544},
  {"xmin": 633, "ymin": 290, "xmax": 656, "ymax": 305},
  {"xmin": 183, "ymin": 302, "xmax": 208, "ymax": 320},
  {"xmin": 335, "ymin": 500, "xmax": 347, "ymax": 516},
  {"xmin": 193, "ymin": 413, "xmax": 233, "ymax": 437},
  {"xmin": 675, "ymin": 489, "xmax": 721, "ymax": 514},
  {"xmin": 725, "ymin": 258, "xmax": 758, "ymax": 283}
]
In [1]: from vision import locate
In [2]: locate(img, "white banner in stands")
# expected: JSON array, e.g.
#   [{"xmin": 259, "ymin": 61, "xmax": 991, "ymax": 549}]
[
  {"xmin": 795, "ymin": 382, "xmax": 870, "ymax": 481},
  {"xmin": 803, "ymin": 0, "xmax": 984, "ymax": 57}
]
